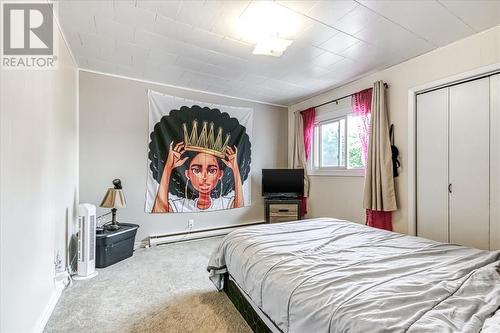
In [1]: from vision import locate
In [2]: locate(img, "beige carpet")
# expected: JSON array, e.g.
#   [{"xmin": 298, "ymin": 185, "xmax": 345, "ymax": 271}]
[
  {"xmin": 129, "ymin": 291, "xmax": 250, "ymax": 333},
  {"xmin": 45, "ymin": 237, "xmax": 251, "ymax": 333}
]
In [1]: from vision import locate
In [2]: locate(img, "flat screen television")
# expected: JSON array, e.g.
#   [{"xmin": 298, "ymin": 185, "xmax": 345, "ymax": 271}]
[{"xmin": 262, "ymin": 169, "xmax": 304, "ymax": 198}]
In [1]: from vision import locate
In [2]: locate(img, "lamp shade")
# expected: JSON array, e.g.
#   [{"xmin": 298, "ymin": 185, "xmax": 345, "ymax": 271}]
[{"xmin": 100, "ymin": 188, "xmax": 127, "ymax": 208}]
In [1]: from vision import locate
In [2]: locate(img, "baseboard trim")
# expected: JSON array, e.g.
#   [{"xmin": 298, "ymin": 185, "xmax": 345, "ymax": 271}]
[
  {"xmin": 32, "ymin": 285, "xmax": 63, "ymax": 333},
  {"xmin": 148, "ymin": 221, "xmax": 265, "ymax": 247},
  {"xmin": 134, "ymin": 239, "xmax": 149, "ymax": 250}
]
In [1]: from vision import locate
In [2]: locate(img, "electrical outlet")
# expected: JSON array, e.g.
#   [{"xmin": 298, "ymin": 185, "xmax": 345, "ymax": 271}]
[{"xmin": 188, "ymin": 219, "xmax": 194, "ymax": 229}]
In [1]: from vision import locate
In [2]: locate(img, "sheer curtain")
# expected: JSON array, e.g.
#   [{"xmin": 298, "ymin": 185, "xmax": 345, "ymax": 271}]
[
  {"xmin": 352, "ymin": 82, "xmax": 397, "ymax": 230},
  {"xmin": 302, "ymin": 108, "xmax": 316, "ymax": 160},
  {"xmin": 292, "ymin": 107, "xmax": 316, "ymax": 216},
  {"xmin": 352, "ymin": 88, "xmax": 372, "ymax": 164}
]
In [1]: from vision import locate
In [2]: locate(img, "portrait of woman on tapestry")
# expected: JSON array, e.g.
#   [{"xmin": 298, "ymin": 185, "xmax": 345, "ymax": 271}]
[{"xmin": 147, "ymin": 105, "xmax": 251, "ymax": 213}]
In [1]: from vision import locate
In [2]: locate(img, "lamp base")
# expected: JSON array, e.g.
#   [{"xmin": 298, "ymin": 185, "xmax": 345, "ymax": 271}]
[{"xmin": 105, "ymin": 223, "xmax": 120, "ymax": 231}]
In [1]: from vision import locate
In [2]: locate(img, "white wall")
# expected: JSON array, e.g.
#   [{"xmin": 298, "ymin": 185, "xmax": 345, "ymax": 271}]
[
  {"xmin": 78, "ymin": 71, "xmax": 288, "ymax": 242},
  {"xmin": 0, "ymin": 19, "xmax": 78, "ymax": 333},
  {"xmin": 289, "ymin": 26, "xmax": 500, "ymax": 233}
]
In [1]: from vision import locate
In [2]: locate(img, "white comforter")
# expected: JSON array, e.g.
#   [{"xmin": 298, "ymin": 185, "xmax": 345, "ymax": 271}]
[{"xmin": 208, "ymin": 218, "xmax": 500, "ymax": 333}]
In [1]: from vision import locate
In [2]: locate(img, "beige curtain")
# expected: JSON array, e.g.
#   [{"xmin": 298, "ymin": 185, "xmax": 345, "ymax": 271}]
[
  {"xmin": 292, "ymin": 112, "xmax": 310, "ymax": 197},
  {"xmin": 363, "ymin": 81, "xmax": 397, "ymax": 211}
]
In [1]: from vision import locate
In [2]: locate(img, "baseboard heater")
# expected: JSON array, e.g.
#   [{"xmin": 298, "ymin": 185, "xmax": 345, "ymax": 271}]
[{"xmin": 148, "ymin": 221, "xmax": 264, "ymax": 247}]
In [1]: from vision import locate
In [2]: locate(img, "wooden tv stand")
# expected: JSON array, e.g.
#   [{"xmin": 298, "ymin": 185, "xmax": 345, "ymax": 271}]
[{"xmin": 264, "ymin": 197, "xmax": 302, "ymax": 223}]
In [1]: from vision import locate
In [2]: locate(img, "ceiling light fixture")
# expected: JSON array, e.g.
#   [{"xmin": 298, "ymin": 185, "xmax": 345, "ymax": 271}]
[
  {"xmin": 252, "ymin": 37, "xmax": 293, "ymax": 57},
  {"xmin": 238, "ymin": 1, "xmax": 299, "ymax": 57}
]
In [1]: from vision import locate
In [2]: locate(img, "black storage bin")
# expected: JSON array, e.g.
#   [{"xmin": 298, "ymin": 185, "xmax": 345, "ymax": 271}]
[{"xmin": 95, "ymin": 223, "xmax": 139, "ymax": 268}]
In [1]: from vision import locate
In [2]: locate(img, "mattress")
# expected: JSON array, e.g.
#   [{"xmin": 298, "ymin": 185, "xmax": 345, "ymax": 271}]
[
  {"xmin": 208, "ymin": 218, "xmax": 500, "ymax": 333},
  {"xmin": 228, "ymin": 274, "xmax": 282, "ymax": 333}
]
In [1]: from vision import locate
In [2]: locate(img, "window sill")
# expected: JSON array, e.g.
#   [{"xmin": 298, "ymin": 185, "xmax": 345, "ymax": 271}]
[{"xmin": 309, "ymin": 169, "xmax": 365, "ymax": 177}]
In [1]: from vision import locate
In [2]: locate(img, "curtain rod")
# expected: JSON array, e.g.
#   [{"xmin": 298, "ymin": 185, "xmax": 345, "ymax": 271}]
[{"xmin": 298, "ymin": 82, "xmax": 389, "ymax": 111}]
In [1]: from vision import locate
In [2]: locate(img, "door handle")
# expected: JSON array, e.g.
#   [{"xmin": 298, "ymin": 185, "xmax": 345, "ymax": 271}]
[{"xmin": 448, "ymin": 183, "xmax": 452, "ymax": 193}]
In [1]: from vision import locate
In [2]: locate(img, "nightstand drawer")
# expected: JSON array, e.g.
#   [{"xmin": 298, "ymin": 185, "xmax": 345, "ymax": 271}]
[
  {"xmin": 269, "ymin": 215, "xmax": 297, "ymax": 223},
  {"xmin": 269, "ymin": 204, "xmax": 298, "ymax": 216},
  {"xmin": 264, "ymin": 198, "xmax": 302, "ymax": 224}
]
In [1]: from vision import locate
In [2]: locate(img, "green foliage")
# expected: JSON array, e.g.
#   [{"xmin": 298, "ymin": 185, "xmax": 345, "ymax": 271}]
[{"xmin": 348, "ymin": 132, "xmax": 364, "ymax": 169}]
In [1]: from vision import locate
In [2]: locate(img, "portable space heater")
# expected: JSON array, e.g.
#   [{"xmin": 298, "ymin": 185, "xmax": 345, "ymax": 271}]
[{"xmin": 74, "ymin": 203, "xmax": 98, "ymax": 280}]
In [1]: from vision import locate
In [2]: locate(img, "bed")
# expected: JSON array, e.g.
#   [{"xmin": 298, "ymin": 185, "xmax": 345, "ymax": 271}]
[{"xmin": 207, "ymin": 218, "xmax": 500, "ymax": 333}]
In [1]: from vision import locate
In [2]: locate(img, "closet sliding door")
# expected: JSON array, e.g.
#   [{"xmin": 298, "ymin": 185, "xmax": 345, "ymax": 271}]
[
  {"xmin": 449, "ymin": 77, "xmax": 490, "ymax": 250},
  {"xmin": 416, "ymin": 88, "xmax": 449, "ymax": 243}
]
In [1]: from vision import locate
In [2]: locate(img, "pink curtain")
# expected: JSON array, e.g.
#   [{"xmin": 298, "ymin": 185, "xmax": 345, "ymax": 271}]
[
  {"xmin": 301, "ymin": 108, "xmax": 316, "ymax": 160},
  {"xmin": 352, "ymin": 88, "xmax": 372, "ymax": 164},
  {"xmin": 352, "ymin": 89, "xmax": 392, "ymax": 231},
  {"xmin": 299, "ymin": 107, "xmax": 316, "ymax": 216},
  {"xmin": 365, "ymin": 210, "xmax": 392, "ymax": 231}
]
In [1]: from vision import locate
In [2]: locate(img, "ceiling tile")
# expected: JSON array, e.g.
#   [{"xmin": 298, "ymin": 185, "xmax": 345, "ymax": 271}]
[
  {"xmin": 296, "ymin": 20, "xmax": 338, "ymax": 46},
  {"xmin": 113, "ymin": 2, "xmax": 157, "ymax": 32},
  {"xmin": 358, "ymin": 0, "xmax": 474, "ymax": 46},
  {"xmin": 199, "ymin": 62, "xmax": 246, "ymax": 81},
  {"xmin": 116, "ymin": 63, "xmax": 144, "ymax": 78},
  {"xmin": 174, "ymin": 56, "xmax": 205, "ymax": 72},
  {"xmin": 281, "ymin": 71, "xmax": 313, "ymax": 85},
  {"xmin": 57, "ymin": 4, "xmax": 95, "ymax": 35},
  {"xmin": 154, "ymin": 14, "xmax": 195, "ymax": 43},
  {"xmin": 307, "ymin": 0, "xmax": 358, "ymax": 26},
  {"xmin": 332, "ymin": 5, "xmax": 381, "ymax": 35},
  {"xmin": 86, "ymin": 58, "xmax": 116, "ymax": 73},
  {"xmin": 440, "ymin": 0, "xmax": 500, "ymax": 32},
  {"xmin": 279, "ymin": 42, "xmax": 325, "ymax": 65},
  {"xmin": 339, "ymin": 41, "xmax": 385, "ymax": 64},
  {"xmin": 215, "ymin": 37, "xmax": 255, "ymax": 60},
  {"xmin": 319, "ymin": 32, "xmax": 359, "ymax": 54},
  {"xmin": 134, "ymin": 29, "xmax": 173, "ymax": 52},
  {"xmin": 115, "ymin": 41, "xmax": 149, "ymax": 62},
  {"xmin": 175, "ymin": 0, "xmax": 223, "ymax": 31},
  {"xmin": 59, "ymin": 0, "xmax": 113, "ymax": 22},
  {"xmin": 75, "ymin": 44, "xmax": 101, "ymax": 60},
  {"xmin": 148, "ymin": 48, "xmax": 178, "ymax": 67},
  {"xmin": 204, "ymin": 50, "xmax": 248, "ymax": 70},
  {"xmin": 311, "ymin": 51, "xmax": 344, "ymax": 68},
  {"xmin": 80, "ymin": 33, "xmax": 115, "ymax": 51},
  {"xmin": 136, "ymin": 0, "xmax": 181, "ymax": 20},
  {"xmin": 94, "ymin": 16, "xmax": 135, "ymax": 42},
  {"xmin": 143, "ymin": 64, "xmax": 185, "ymax": 84},
  {"xmin": 187, "ymin": 28, "xmax": 225, "ymax": 52},
  {"xmin": 99, "ymin": 46, "xmax": 133, "ymax": 67},
  {"xmin": 354, "ymin": 17, "xmax": 434, "ymax": 60},
  {"xmin": 277, "ymin": 1, "xmax": 319, "ymax": 14},
  {"xmin": 210, "ymin": 1, "xmax": 250, "ymax": 40},
  {"xmin": 299, "ymin": 65, "xmax": 333, "ymax": 78}
]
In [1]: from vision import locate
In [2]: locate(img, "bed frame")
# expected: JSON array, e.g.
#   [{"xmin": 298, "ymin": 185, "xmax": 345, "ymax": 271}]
[{"xmin": 223, "ymin": 273, "xmax": 275, "ymax": 333}]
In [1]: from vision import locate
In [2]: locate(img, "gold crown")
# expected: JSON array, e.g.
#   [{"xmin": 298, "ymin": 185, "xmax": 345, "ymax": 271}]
[{"xmin": 183, "ymin": 120, "xmax": 230, "ymax": 159}]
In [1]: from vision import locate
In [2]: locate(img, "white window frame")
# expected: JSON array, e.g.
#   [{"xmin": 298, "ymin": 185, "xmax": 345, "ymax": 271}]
[{"xmin": 309, "ymin": 104, "xmax": 365, "ymax": 177}]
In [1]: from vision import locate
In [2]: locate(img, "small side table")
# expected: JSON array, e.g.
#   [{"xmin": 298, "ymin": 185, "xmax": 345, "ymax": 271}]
[
  {"xmin": 95, "ymin": 223, "xmax": 139, "ymax": 268},
  {"xmin": 264, "ymin": 198, "xmax": 302, "ymax": 223}
]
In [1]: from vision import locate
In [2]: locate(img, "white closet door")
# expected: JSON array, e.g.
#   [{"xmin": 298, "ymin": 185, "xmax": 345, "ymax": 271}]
[
  {"xmin": 490, "ymin": 74, "xmax": 500, "ymax": 250},
  {"xmin": 416, "ymin": 88, "xmax": 449, "ymax": 243},
  {"xmin": 449, "ymin": 77, "xmax": 490, "ymax": 250}
]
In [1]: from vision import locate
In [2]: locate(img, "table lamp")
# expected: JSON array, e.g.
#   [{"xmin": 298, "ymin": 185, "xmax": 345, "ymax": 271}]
[{"xmin": 100, "ymin": 179, "xmax": 127, "ymax": 230}]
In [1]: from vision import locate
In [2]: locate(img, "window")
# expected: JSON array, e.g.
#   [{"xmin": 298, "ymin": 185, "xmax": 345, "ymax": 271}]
[{"xmin": 310, "ymin": 106, "xmax": 368, "ymax": 176}]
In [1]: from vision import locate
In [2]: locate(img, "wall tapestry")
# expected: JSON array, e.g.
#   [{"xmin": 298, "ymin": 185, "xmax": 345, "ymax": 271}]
[{"xmin": 145, "ymin": 90, "xmax": 252, "ymax": 213}]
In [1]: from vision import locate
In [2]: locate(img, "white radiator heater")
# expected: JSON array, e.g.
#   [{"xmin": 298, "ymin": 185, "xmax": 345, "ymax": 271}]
[{"xmin": 74, "ymin": 203, "xmax": 98, "ymax": 280}]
